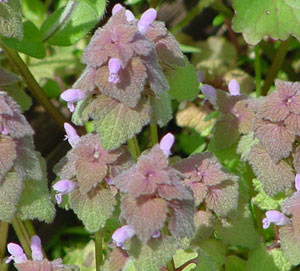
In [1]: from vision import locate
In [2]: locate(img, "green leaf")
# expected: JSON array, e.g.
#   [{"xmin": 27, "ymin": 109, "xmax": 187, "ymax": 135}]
[
  {"xmin": 0, "ymin": 0, "xmax": 23, "ymax": 40},
  {"xmin": 2, "ymin": 21, "xmax": 46, "ymax": 59},
  {"xmin": 166, "ymin": 57, "xmax": 199, "ymax": 102},
  {"xmin": 2, "ymin": 84, "xmax": 32, "ymax": 111},
  {"xmin": 246, "ymin": 244, "xmax": 279, "ymax": 271},
  {"xmin": 42, "ymin": 79, "xmax": 61, "ymax": 98},
  {"xmin": 91, "ymin": 95, "xmax": 151, "ymax": 150},
  {"xmin": 232, "ymin": 0, "xmax": 300, "ymax": 45},
  {"xmin": 237, "ymin": 133, "xmax": 259, "ymax": 161},
  {"xmin": 225, "ymin": 255, "xmax": 246, "ymax": 271},
  {"xmin": 179, "ymin": 43, "xmax": 201, "ymax": 53},
  {"xmin": 0, "ymin": 172, "xmax": 23, "ymax": 222},
  {"xmin": 268, "ymin": 249, "xmax": 292, "ymax": 271},
  {"xmin": 195, "ymin": 239, "xmax": 226, "ymax": 271},
  {"xmin": 70, "ymin": 188, "xmax": 116, "ymax": 232},
  {"xmin": 41, "ymin": 1, "xmax": 105, "ymax": 46},
  {"xmin": 77, "ymin": 0, "xmax": 106, "ymax": 17},
  {"xmin": 173, "ymin": 249, "xmax": 198, "ymax": 271},
  {"xmin": 21, "ymin": 0, "xmax": 46, "ymax": 27},
  {"xmin": 151, "ymin": 92, "xmax": 172, "ymax": 127}
]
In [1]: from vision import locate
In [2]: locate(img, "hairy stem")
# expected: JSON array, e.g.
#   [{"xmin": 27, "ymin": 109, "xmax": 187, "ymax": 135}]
[
  {"xmin": 0, "ymin": 222, "xmax": 9, "ymax": 264},
  {"xmin": 0, "ymin": 41, "xmax": 67, "ymax": 129},
  {"xmin": 171, "ymin": 0, "xmax": 215, "ymax": 34},
  {"xmin": 11, "ymin": 218, "xmax": 32, "ymax": 258},
  {"xmin": 128, "ymin": 137, "xmax": 138, "ymax": 162},
  {"xmin": 261, "ymin": 37, "xmax": 292, "ymax": 95},
  {"xmin": 254, "ymin": 45, "xmax": 262, "ymax": 96},
  {"xmin": 95, "ymin": 229, "xmax": 103, "ymax": 270}
]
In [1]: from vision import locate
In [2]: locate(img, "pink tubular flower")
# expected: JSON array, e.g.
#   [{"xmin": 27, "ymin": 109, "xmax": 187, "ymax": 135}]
[
  {"xmin": 125, "ymin": 10, "xmax": 135, "ymax": 21},
  {"xmin": 295, "ymin": 174, "xmax": 300, "ymax": 191},
  {"xmin": 64, "ymin": 123, "xmax": 80, "ymax": 148},
  {"xmin": 112, "ymin": 3, "xmax": 123, "ymax": 14},
  {"xmin": 108, "ymin": 58, "xmax": 122, "ymax": 84},
  {"xmin": 262, "ymin": 210, "xmax": 289, "ymax": 229},
  {"xmin": 53, "ymin": 180, "xmax": 77, "ymax": 204},
  {"xmin": 31, "ymin": 236, "xmax": 43, "ymax": 262},
  {"xmin": 228, "ymin": 79, "xmax": 240, "ymax": 96},
  {"xmin": 5, "ymin": 243, "xmax": 27, "ymax": 264},
  {"xmin": 159, "ymin": 133, "xmax": 175, "ymax": 157},
  {"xmin": 112, "ymin": 225, "xmax": 135, "ymax": 249},
  {"xmin": 60, "ymin": 89, "xmax": 87, "ymax": 112},
  {"xmin": 138, "ymin": 8, "xmax": 157, "ymax": 34}
]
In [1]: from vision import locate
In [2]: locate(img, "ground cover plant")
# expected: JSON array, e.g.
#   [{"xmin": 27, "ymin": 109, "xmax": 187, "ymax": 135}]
[{"xmin": 0, "ymin": 0, "xmax": 300, "ymax": 270}]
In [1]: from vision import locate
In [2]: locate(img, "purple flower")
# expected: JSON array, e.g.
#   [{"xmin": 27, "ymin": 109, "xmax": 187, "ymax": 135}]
[
  {"xmin": 228, "ymin": 79, "xmax": 240, "ymax": 96},
  {"xmin": 112, "ymin": 225, "xmax": 135, "ymax": 249},
  {"xmin": 159, "ymin": 133, "xmax": 175, "ymax": 157},
  {"xmin": 202, "ymin": 84, "xmax": 217, "ymax": 105},
  {"xmin": 1, "ymin": 123, "xmax": 9, "ymax": 135},
  {"xmin": 5, "ymin": 243, "xmax": 27, "ymax": 264},
  {"xmin": 64, "ymin": 123, "xmax": 80, "ymax": 148},
  {"xmin": 138, "ymin": 8, "xmax": 157, "ymax": 34},
  {"xmin": 31, "ymin": 236, "xmax": 43, "ymax": 262},
  {"xmin": 53, "ymin": 179, "xmax": 77, "ymax": 204},
  {"xmin": 262, "ymin": 210, "xmax": 289, "ymax": 229},
  {"xmin": 112, "ymin": 3, "xmax": 123, "ymax": 14},
  {"xmin": 197, "ymin": 71, "xmax": 204, "ymax": 83},
  {"xmin": 151, "ymin": 230, "xmax": 161, "ymax": 238},
  {"xmin": 295, "ymin": 174, "xmax": 300, "ymax": 192},
  {"xmin": 108, "ymin": 58, "xmax": 122, "ymax": 84},
  {"xmin": 125, "ymin": 10, "xmax": 135, "ymax": 22},
  {"xmin": 60, "ymin": 89, "xmax": 87, "ymax": 112}
]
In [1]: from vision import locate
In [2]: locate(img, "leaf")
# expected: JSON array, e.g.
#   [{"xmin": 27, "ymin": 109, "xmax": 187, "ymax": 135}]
[
  {"xmin": 17, "ymin": 176, "xmax": 56, "ymax": 223},
  {"xmin": 151, "ymin": 91, "xmax": 172, "ymax": 127},
  {"xmin": 91, "ymin": 95, "xmax": 151, "ymax": 150},
  {"xmin": 173, "ymin": 249, "xmax": 197, "ymax": 271},
  {"xmin": 279, "ymin": 224, "xmax": 300, "ymax": 265},
  {"xmin": 77, "ymin": 0, "xmax": 106, "ymax": 17},
  {"xmin": 247, "ymin": 144, "xmax": 294, "ymax": 196},
  {"xmin": 246, "ymin": 244, "xmax": 279, "ymax": 271},
  {"xmin": 293, "ymin": 146, "xmax": 300, "ymax": 173},
  {"xmin": 2, "ymin": 85, "xmax": 32, "ymax": 111},
  {"xmin": 0, "ymin": 0, "xmax": 23, "ymax": 40},
  {"xmin": 128, "ymin": 237, "xmax": 179, "ymax": 271},
  {"xmin": 70, "ymin": 187, "xmax": 116, "ymax": 232},
  {"xmin": 237, "ymin": 133, "xmax": 259, "ymax": 161},
  {"xmin": 2, "ymin": 21, "xmax": 46, "ymax": 59},
  {"xmin": 0, "ymin": 67, "xmax": 20, "ymax": 86},
  {"xmin": 42, "ymin": 79, "xmax": 61, "ymax": 98},
  {"xmin": 0, "ymin": 172, "xmax": 23, "ymax": 222},
  {"xmin": 21, "ymin": 0, "xmax": 46, "ymax": 27},
  {"xmin": 268, "ymin": 249, "xmax": 292, "ymax": 271},
  {"xmin": 0, "ymin": 135, "xmax": 17, "ymax": 182},
  {"xmin": 166, "ymin": 57, "xmax": 199, "ymax": 102},
  {"xmin": 232, "ymin": 0, "xmax": 300, "ymax": 45},
  {"xmin": 121, "ymin": 195, "xmax": 168, "ymax": 242},
  {"xmin": 225, "ymin": 255, "xmax": 246, "ymax": 271},
  {"xmin": 41, "ymin": 1, "xmax": 105, "ymax": 46},
  {"xmin": 193, "ymin": 211, "xmax": 216, "ymax": 242}
]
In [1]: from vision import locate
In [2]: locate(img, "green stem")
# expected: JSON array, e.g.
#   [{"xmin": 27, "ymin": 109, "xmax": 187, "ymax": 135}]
[
  {"xmin": 254, "ymin": 45, "xmax": 262, "ymax": 96},
  {"xmin": 148, "ymin": 0, "xmax": 159, "ymax": 8},
  {"xmin": 11, "ymin": 218, "xmax": 32, "ymax": 258},
  {"xmin": 211, "ymin": 0, "xmax": 233, "ymax": 19},
  {"xmin": 261, "ymin": 37, "xmax": 292, "ymax": 95},
  {"xmin": 0, "ymin": 222, "xmax": 9, "ymax": 264},
  {"xmin": 0, "ymin": 41, "xmax": 67, "ymax": 129},
  {"xmin": 166, "ymin": 259, "xmax": 175, "ymax": 271},
  {"xmin": 150, "ymin": 123, "xmax": 158, "ymax": 146},
  {"xmin": 133, "ymin": 136, "xmax": 141, "ymax": 156},
  {"xmin": 95, "ymin": 229, "xmax": 103, "ymax": 271},
  {"xmin": 170, "ymin": 0, "xmax": 215, "ymax": 34},
  {"xmin": 24, "ymin": 220, "xmax": 36, "ymax": 237},
  {"xmin": 127, "ymin": 137, "xmax": 138, "ymax": 162}
]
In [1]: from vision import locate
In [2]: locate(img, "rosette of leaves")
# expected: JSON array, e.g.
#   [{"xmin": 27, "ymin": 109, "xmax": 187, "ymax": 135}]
[
  {"xmin": 112, "ymin": 144, "xmax": 195, "ymax": 242},
  {"xmin": 71, "ymin": 6, "xmax": 187, "ymax": 150},
  {"xmin": 0, "ymin": 92, "xmax": 55, "ymax": 222},
  {"xmin": 54, "ymin": 133, "xmax": 132, "ymax": 232}
]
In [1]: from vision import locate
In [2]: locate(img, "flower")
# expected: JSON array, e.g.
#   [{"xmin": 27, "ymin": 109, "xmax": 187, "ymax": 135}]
[
  {"xmin": 112, "ymin": 225, "xmax": 135, "ymax": 249},
  {"xmin": 108, "ymin": 58, "xmax": 122, "ymax": 84},
  {"xmin": 159, "ymin": 133, "xmax": 175, "ymax": 157},
  {"xmin": 262, "ymin": 210, "xmax": 289, "ymax": 229},
  {"xmin": 138, "ymin": 8, "xmax": 157, "ymax": 34},
  {"xmin": 5, "ymin": 243, "xmax": 27, "ymax": 264},
  {"xmin": 31, "ymin": 236, "xmax": 43, "ymax": 262},
  {"xmin": 295, "ymin": 174, "xmax": 300, "ymax": 192},
  {"xmin": 228, "ymin": 79, "xmax": 240, "ymax": 96},
  {"xmin": 53, "ymin": 179, "xmax": 77, "ymax": 204},
  {"xmin": 60, "ymin": 89, "xmax": 87, "ymax": 112},
  {"xmin": 63, "ymin": 123, "xmax": 80, "ymax": 148}
]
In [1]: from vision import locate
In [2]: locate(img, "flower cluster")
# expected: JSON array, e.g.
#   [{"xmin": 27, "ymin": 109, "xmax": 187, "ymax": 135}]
[{"xmin": 112, "ymin": 134, "xmax": 195, "ymax": 242}]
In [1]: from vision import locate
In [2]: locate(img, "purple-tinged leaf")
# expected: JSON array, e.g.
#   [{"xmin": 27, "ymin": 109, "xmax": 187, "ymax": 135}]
[
  {"xmin": 193, "ymin": 210, "xmax": 216, "ymax": 242},
  {"xmin": 107, "ymin": 248, "xmax": 129, "ymax": 271},
  {"xmin": 253, "ymin": 118, "xmax": 295, "ymax": 163},
  {"xmin": 0, "ymin": 68, "xmax": 20, "ymax": 87},
  {"xmin": 121, "ymin": 195, "xmax": 168, "ymax": 242},
  {"xmin": 0, "ymin": 135, "xmax": 16, "ymax": 181},
  {"xmin": 96, "ymin": 57, "xmax": 147, "ymax": 108},
  {"xmin": 284, "ymin": 112, "xmax": 300, "ymax": 136},
  {"xmin": 293, "ymin": 146, "xmax": 300, "ymax": 173},
  {"xmin": 90, "ymin": 95, "xmax": 151, "ymax": 150},
  {"xmin": 4, "ymin": 114, "xmax": 34, "ymax": 138},
  {"xmin": 157, "ymin": 182, "xmax": 193, "ymax": 201},
  {"xmin": 168, "ymin": 199, "xmax": 195, "ymax": 238},
  {"xmin": 206, "ymin": 180, "xmax": 239, "ymax": 217},
  {"xmin": 70, "ymin": 187, "xmax": 116, "ymax": 232},
  {"xmin": 231, "ymin": 99, "xmax": 255, "ymax": 133},
  {"xmin": 72, "ymin": 67, "xmax": 97, "ymax": 93},
  {"xmin": 247, "ymin": 144, "xmax": 294, "ymax": 196},
  {"xmin": 15, "ymin": 259, "xmax": 52, "ymax": 271},
  {"xmin": 279, "ymin": 224, "xmax": 300, "ymax": 265},
  {"xmin": 183, "ymin": 180, "xmax": 208, "ymax": 206}
]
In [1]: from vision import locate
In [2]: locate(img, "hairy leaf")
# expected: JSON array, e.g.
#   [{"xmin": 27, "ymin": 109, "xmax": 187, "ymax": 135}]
[
  {"xmin": 268, "ymin": 249, "xmax": 292, "ymax": 271},
  {"xmin": 151, "ymin": 91, "xmax": 172, "ymax": 127},
  {"xmin": 237, "ymin": 133, "xmax": 259, "ymax": 161},
  {"xmin": 0, "ymin": 172, "xmax": 23, "ymax": 222},
  {"xmin": 90, "ymin": 95, "xmax": 151, "ymax": 150},
  {"xmin": 193, "ymin": 211, "xmax": 216, "ymax": 242},
  {"xmin": 284, "ymin": 113, "xmax": 300, "ymax": 136},
  {"xmin": 70, "ymin": 188, "xmax": 116, "ymax": 232},
  {"xmin": 247, "ymin": 144, "xmax": 294, "ymax": 196},
  {"xmin": 293, "ymin": 146, "xmax": 300, "ymax": 173},
  {"xmin": 0, "ymin": 67, "xmax": 20, "ymax": 86},
  {"xmin": 225, "ymin": 255, "xmax": 247, "ymax": 271},
  {"xmin": 0, "ymin": 135, "xmax": 16, "ymax": 182},
  {"xmin": 233, "ymin": 0, "xmax": 300, "ymax": 45},
  {"xmin": 2, "ymin": 85, "xmax": 32, "ymax": 112}
]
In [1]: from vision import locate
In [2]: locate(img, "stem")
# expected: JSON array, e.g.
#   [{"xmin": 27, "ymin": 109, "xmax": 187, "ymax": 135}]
[
  {"xmin": 211, "ymin": 0, "xmax": 233, "ymax": 19},
  {"xmin": 176, "ymin": 258, "xmax": 198, "ymax": 271},
  {"xmin": 261, "ymin": 37, "xmax": 292, "ymax": 95},
  {"xmin": 24, "ymin": 220, "xmax": 36, "ymax": 237},
  {"xmin": 0, "ymin": 41, "xmax": 67, "ymax": 129},
  {"xmin": 11, "ymin": 218, "xmax": 32, "ymax": 258},
  {"xmin": 0, "ymin": 222, "xmax": 9, "ymax": 263},
  {"xmin": 148, "ymin": 0, "xmax": 159, "ymax": 8},
  {"xmin": 150, "ymin": 123, "xmax": 158, "ymax": 146},
  {"xmin": 133, "ymin": 136, "xmax": 141, "ymax": 156},
  {"xmin": 166, "ymin": 259, "xmax": 175, "ymax": 271},
  {"xmin": 170, "ymin": 0, "xmax": 215, "ymax": 34},
  {"xmin": 254, "ymin": 45, "xmax": 262, "ymax": 96},
  {"xmin": 95, "ymin": 229, "xmax": 103, "ymax": 271},
  {"xmin": 127, "ymin": 137, "xmax": 138, "ymax": 162}
]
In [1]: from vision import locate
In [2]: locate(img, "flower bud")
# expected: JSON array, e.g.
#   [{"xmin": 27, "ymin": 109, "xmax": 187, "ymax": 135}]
[
  {"xmin": 64, "ymin": 123, "xmax": 80, "ymax": 148},
  {"xmin": 60, "ymin": 89, "xmax": 87, "ymax": 112},
  {"xmin": 53, "ymin": 180, "xmax": 77, "ymax": 204},
  {"xmin": 31, "ymin": 236, "xmax": 43, "ymax": 262},
  {"xmin": 108, "ymin": 58, "xmax": 122, "ymax": 84},
  {"xmin": 151, "ymin": 230, "xmax": 161, "ymax": 238},
  {"xmin": 112, "ymin": 4, "xmax": 123, "ymax": 15},
  {"xmin": 295, "ymin": 174, "xmax": 300, "ymax": 192},
  {"xmin": 138, "ymin": 8, "xmax": 157, "ymax": 34},
  {"xmin": 112, "ymin": 225, "xmax": 135, "ymax": 249},
  {"xmin": 159, "ymin": 133, "xmax": 175, "ymax": 157},
  {"xmin": 228, "ymin": 79, "xmax": 240, "ymax": 96}
]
